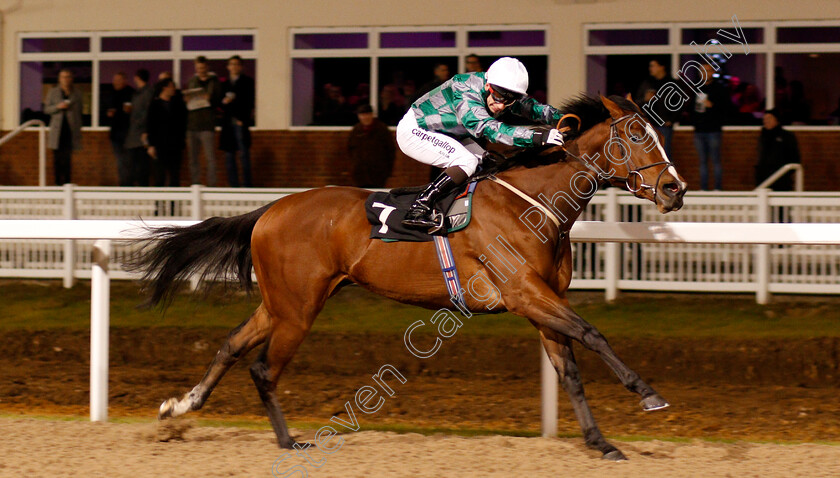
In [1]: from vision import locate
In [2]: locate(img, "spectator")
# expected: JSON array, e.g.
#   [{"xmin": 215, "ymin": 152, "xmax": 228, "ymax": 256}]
[
  {"xmin": 124, "ymin": 69, "xmax": 154, "ymax": 186},
  {"xmin": 465, "ymin": 54, "xmax": 483, "ymax": 73},
  {"xmin": 347, "ymin": 82, "xmax": 370, "ymax": 110},
  {"xmin": 755, "ymin": 108, "xmax": 800, "ymax": 191},
  {"xmin": 43, "ymin": 69, "xmax": 83, "ymax": 185},
  {"xmin": 378, "ymin": 84, "xmax": 406, "ymax": 126},
  {"xmin": 731, "ymin": 82, "xmax": 763, "ymax": 124},
  {"xmin": 103, "ymin": 72, "xmax": 134, "ymax": 185},
  {"xmin": 313, "ymin": 83, "xmax": 354, "ymax": 126},
  {"xmin": 147, "ymin": 78, "xmax": 187, "ymax": 187},
  {"xmin": 690, "ymin": 63, "xmax": 731, "ymax": 190},
  {"xmin": 414, "ymin": 62, "xmax": 451, "ymax": 101},
  {"xmin": 347, "ymin": 104, "xmax": 395, "ymax": 188},
  {"xmin": 157, "ymin": 71, "xmax": 184, "ymax": 110},
  {"xmin": 635, "ymin": 59, "xmax": 679, "ymax": 159},
  {"xmin": 400, "ymin": 81, "xmax": 416, "ymax": 106},
  {"xmin": 185, "ymin": 56, "xmax": 222, "ymax": 186},
  {"xmin": 220, "ymin": 55, "xmax": 255, "ymax": 187}
]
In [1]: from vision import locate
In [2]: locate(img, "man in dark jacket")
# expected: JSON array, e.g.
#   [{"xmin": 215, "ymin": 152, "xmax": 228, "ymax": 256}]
[
  {"xmin": 690, "ymin": 63, "xmax": 732, "ymax": 190},
  {"xmin": 636, "ymin": 59, "xmax": 680, "ymax": 159},
  {"xmin": 348, "ymin": 104, "xmax": 396, "ymax": 188},
  {"xmin": 147, "ymin": 78, "xmax": 187, "ymax": 187},
  {"xmin": 103, "ymin": 72, "xmax": 134, "ymax": 186},
  {"xmin": 124, "ymin": 69, "xmax": 154, "ymax": 186},
  {"xmin": 755, "ymin": 109, "xmax": 800, "ymax": 191},
  {"xmin": 220, "ymin": 55, "xmax": 255, "ymax": 187}
]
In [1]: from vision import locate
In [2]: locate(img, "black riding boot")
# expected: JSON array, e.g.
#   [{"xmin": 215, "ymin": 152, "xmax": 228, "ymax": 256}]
[{"xmin": 402, "ymin": 168, "xmax": 464, "ymax": 229}]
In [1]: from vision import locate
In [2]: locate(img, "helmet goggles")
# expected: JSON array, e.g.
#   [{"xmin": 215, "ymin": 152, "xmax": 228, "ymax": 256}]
[{"xmin": 488, "ymin": 84, "xmax": 523, "ymax": 106}]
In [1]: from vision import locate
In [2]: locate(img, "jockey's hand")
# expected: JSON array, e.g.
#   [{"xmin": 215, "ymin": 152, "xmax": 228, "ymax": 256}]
[{"xmin": 533, "ymin": 127, "xmax": 565, "ymax": 147}]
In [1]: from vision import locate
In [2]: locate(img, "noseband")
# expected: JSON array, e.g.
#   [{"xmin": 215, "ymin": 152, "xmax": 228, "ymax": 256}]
[{"xmin": 604, "ymin": 114, "xmax": 673, "ymax": 194}]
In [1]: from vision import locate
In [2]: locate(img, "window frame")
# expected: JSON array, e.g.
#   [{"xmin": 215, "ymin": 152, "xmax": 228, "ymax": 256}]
[
  {"xmin": 583, "ymin": 20, "xmax": 840, "ymax": 131},
  {"xmin": 18, "ymin": 29, "xmax": 258, "ymax": 130},
  {"xmin": 288, "ymin": 24, "xmax": 550, "ymax": 130}
]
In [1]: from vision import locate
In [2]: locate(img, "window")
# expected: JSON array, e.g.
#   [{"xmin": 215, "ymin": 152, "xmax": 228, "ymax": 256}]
[
  {"xmin": 681, "ymin": 28, "xmax": 763, "ymax": 45},
  {"xmin": 292, "ymin": 57, "xmax": 369, "ymax": 126},
  {"xmin": 290, "ymin": 26, "xmax": 550, "ymax": 127},
  {"xmin": 776, "ymin": 27, "xmax": 840, "ymax": 44},
  {"xmin": 588, "ymin": 29, "xmax": 668, "ymax": 47},
  {"xmin": 774, "ymin": 53, "xmax": 840, "ymax": 125},
  {"xmin": 18, "ymin": 30, "xmax": 257, "ymax": 128},
  {"xmin": 101, "ymin": 36, "xmax": 171, "ymax": 52},
  {"xmin": 584, "ymin": 21, "xmax": 840, "ymax": 128}
]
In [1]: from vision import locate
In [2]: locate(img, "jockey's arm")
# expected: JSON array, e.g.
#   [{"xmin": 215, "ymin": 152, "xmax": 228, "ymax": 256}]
[
  {"xmin": 509, "ymin": 97, "xmax": 563, "ymax": 127},
  {"xmin": 456, "ymin": 90, "xmax": 546, "ymax": 148}
]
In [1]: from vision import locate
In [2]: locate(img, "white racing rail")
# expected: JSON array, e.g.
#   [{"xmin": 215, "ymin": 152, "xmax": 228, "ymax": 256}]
[
  {"xmin": 3, "ymin": 186, "xmax": 840, "ymax": 300},
  {"xmin": 2, "ymin": 219, "xmax": 839, "ymax": 436}
]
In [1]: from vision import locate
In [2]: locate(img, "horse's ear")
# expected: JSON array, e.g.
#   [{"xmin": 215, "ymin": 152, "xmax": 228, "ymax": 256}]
[
  {"xmin": 600, "ymin": 95, "xmax": 624, "ymax": 120},
  {"xmin": 625, "ymin": 92, "xmax": 633, "ymax": 102}
]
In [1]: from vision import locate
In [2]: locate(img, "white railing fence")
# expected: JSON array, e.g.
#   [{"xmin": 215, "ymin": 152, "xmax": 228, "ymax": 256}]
[
  {"xmin": 2, "ymin": 218, "xmax": 839, "ymax": 433},
  {"xmin": 2, "ymin": 185, "xmax": 840, "ymax": 302},
  {"xmin": 755, "ymin": 163, "xmax": 804, "ymax": 192}
]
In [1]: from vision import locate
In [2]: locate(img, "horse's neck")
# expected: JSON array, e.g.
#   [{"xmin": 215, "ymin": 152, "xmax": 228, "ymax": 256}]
[{"xmin": 500, "ymin": 156, "xmax": 599, "ymax": 230}]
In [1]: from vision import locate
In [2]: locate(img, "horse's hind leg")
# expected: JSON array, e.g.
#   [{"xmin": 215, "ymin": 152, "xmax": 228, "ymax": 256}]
[
  {"xmin": 537, "ymin": 325, "xmax": 626, "ymax": 461},
  {"xmin": 158, "ymin": 303, "xmax": 271, "ymax": 419},
  {"xmin": 249, "ymin": 315, "xmax": 314, "ymax": 448}
]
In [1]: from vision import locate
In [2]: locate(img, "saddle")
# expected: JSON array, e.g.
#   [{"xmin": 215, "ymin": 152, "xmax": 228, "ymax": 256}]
[{"xmin": 364, "ymin": 181, "xmax": 478, "ymax": 242}]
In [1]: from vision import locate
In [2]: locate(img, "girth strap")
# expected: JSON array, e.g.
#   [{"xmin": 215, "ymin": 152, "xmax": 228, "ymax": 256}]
[
  {"xmin": 488, "ymin": 175, "xmax": 562, "ymax": 229},
  {"xmin": 433, "ymin": 235, "xmax": 467, "ymax": 311}
]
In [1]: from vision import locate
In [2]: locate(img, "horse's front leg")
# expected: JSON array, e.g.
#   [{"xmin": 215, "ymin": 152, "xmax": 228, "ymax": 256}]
[
  {"xmin": 536, "ymin": 324, "xmax": 627, "ymax": 461},
  {"xmin": 507, "ymin": 275, "xmax": 668, "ymax": 411}
]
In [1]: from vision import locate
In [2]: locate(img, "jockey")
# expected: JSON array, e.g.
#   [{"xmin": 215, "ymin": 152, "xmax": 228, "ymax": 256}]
[{"xmin": 397, "ymin": 56, "xmax": 565, "ymax": 229}]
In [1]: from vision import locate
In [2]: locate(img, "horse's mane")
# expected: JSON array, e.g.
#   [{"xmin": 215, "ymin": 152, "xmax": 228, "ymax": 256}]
[
  {"xmin": 558, "ymin": 94, "xmax": 645, "ymax": 139},
  {"xmin": 481, "ymin": 94, "xmax": 646, "ymax": 174}
]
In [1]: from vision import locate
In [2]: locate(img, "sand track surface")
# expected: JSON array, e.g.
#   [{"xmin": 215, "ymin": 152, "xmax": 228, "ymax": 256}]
[{"xmin": 1, "ymin": 417, "xmax": 839, "ymax": 478}]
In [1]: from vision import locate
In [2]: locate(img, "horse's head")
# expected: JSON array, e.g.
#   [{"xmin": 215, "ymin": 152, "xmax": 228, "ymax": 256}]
[{"xmin": 595, "ymin": 95, "xmax": 687, "ymax": 213}]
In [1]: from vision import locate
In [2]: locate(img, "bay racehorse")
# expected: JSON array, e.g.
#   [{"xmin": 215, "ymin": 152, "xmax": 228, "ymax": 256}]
[{"xmin": 129, "ymin": 94, "xmax": 687, "ymax": 461}]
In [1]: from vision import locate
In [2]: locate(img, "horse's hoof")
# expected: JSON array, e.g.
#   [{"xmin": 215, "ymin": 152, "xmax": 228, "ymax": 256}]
[
  {"xmin": 158, "ymin": 398, "xmax": 177, "ymax": 420},
  {"xmin": 279, "ymin": 440, "xmax": 311, "ymax": 450},
  {"xmin": 640, "ymin": 394, "xmax": 670, "ymax": 411},
  {"xmin": 602, "ymin": 449, "xmax": 628, "ymax": 461}
]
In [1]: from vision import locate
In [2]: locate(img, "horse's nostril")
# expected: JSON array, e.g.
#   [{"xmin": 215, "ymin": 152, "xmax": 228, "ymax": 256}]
[{"xmin": 663, "ymin": 182, "xmax": 680, "ymax": 195}]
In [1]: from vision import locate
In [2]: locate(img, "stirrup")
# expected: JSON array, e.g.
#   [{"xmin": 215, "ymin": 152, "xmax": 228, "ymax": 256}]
[{"xmin": 427, "ymin": 210, "xmax": 445, "ymax": 234}]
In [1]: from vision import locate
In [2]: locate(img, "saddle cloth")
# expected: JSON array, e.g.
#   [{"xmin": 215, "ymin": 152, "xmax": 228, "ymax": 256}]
[{"xmin": 365, "ymin": 182, "xmax": 477, "ymax": 242}]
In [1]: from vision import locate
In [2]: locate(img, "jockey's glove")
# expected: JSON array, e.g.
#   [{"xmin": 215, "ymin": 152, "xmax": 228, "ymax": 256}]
[{"xmin": 533, "ymin": 127, "xmax": 565, "ymax": 147}]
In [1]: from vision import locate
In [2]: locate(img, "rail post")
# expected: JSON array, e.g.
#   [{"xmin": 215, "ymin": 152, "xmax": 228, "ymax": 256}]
[
  {"xmin": 189, "ymin": 184, "xmax": 204, "ymax": 291},
  {"xmin": 62, "ymin": 183, "xmax": 77, "ymax": 288},
  {"xmin": 540, "ymin": 346, "xmax": 558, "ymax": 437},
  {"xmin": 756, "ymin": 188, "xmax": 771, "ymax": 304},
  {"xmin": 90, "ymin": 239, "xmax": 111, "ymax": 422},
  {"xmin": 604, "ymin": 188, "xmax": 620, "ymax": 302}
]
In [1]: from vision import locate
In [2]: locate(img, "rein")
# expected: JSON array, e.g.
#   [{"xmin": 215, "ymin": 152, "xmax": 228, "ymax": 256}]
[{"xmin": 488, "ymin": 175, "xmax": 562, "ymax": 230}]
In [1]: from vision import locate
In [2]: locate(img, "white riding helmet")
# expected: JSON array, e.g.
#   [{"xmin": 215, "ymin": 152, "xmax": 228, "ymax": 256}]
[{"xmin": 486, "ymin": 57, "xmax": 529, "ymax": 96}]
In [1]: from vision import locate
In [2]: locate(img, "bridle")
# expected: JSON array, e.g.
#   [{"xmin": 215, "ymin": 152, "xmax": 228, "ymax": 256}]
[{"xmin": 561, "ymin": 113, "xmax": 674, "ymax": 195}]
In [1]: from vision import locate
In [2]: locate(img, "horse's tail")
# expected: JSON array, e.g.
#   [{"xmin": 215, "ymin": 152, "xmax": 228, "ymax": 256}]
[{"xmin": 126, "ymin": 201, "xmax": 276, "ymax": 309}]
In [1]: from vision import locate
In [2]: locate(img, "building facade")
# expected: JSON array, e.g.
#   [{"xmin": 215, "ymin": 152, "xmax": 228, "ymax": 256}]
[{"xmin": 1, "ymin": 0, "xmax": 839, "ymax": 189}]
